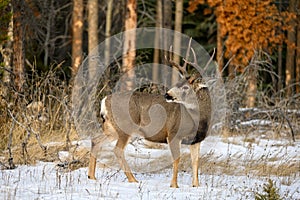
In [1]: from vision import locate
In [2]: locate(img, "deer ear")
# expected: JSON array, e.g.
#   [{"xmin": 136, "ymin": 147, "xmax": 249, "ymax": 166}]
[
  {"xmin": 188, "ymin": 76, "xmax": 196, "ymax": 84},
  {"xmin": 198, "ymin": 83, "xmax": 207, "ymax": 88},
  {"xmin": 188, "ymin": 73, "xmax": 202, "ymax": 84}
]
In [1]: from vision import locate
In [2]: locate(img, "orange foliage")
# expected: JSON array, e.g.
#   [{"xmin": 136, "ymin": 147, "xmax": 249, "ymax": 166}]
[
  {"xmin": 187, "ymin": 0, "xmax": 205, "ymax": 13},
  {"xmin": 188, "ymin": 0, "xmax": 296, "ymax": 68}
]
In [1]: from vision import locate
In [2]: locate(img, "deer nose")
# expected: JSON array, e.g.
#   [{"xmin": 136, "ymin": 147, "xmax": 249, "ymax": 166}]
[{"xmin": 164, "ymin": 93, "xmax": 173, "ymax": 101}]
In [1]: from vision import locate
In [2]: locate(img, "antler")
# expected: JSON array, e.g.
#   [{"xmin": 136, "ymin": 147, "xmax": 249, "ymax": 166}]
[
  {"xmin": 166, "ymin": 37, "xmax": 215, "ymax": 79},
  {"xmin": 165, "ymin": 46, "xmax": 188, "ymax": 77}
]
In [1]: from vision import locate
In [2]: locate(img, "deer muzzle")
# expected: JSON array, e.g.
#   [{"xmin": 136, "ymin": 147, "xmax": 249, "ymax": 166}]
[{"xmin": 164, "ymin": 92, "xmax": 175, "ymax": 101}]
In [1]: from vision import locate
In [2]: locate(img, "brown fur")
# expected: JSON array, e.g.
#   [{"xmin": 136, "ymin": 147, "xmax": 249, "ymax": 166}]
[{"xmin": 88, "ymin": 76, "xmax": 211, "ymax": 188}]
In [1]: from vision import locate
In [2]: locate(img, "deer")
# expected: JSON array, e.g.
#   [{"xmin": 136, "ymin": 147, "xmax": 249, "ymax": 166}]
[{"xmin": 87, "ymin": 48, "xmax": 212, "ymax": 188}]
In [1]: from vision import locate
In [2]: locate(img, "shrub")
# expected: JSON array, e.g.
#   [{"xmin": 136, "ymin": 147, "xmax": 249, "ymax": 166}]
[{"xmin": 255, "ymin": 179, "xmax": 283, "ymax": 200}]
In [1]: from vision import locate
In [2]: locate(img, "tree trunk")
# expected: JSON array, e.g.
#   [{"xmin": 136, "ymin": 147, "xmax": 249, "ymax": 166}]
[
  {"xmin": 44, "ymin": 0, "xmax": 54, "ymax": 67},
  {"xmin": 246, "ymin": 67, "xmax": 257, "ymax": 108},
  {"xmin": 217, "ymin": 22, "xmax": 223, "ymax": 76},
  {"xmin": 278, "ymin": 43, "xmax": 283, "ymax": 91},
  {"xmin": 12, "ymin": 0, "xmax": 25, "ymax": 92},
  {"xmin": 277, "ymin": 0, "xmax": 283, "ymax": 92},
  {"xmin": 88, "ymin": 0, "xmax": 99, "ymax": 78},
  {"xmin": 122, "ymin": 0, "xmax": 137, "ymax": 90},
  {"xmin": 105, "ymin": 0, "xmax": 113, "ymax": 66},
  {"xmin": 162, "ymin": 0, "xmax": 172, "ymax": 87},
  {"xmin": 153, "ymin": 0, "xmax": 162, "ymax": 83},
  {"xmin": 172, "ymin": 0, "xmax": 183, "ymax": 84},
  {"xmin": 285, "ymin": 0, "xmax": 296, "ymax": 97},
  {"xmin": 2, "ymin": 12, "xmax": 13, "ymax": 87},
  {"xmin": 71, "ymin": 0, "xmax": 84, "ymax": 76},
  {"xmin": 104, "ymin": 0, "xmax": 113, "ymax": 92},
  {"xmin": 296, "ymin": 0, "xmax": 300, "ymax": 94}
]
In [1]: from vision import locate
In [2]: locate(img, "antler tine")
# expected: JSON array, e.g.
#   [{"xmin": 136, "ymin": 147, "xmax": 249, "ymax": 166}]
[
  {"xmin": 182, "ymin": 37, "xmax": 192, "ymax": 71},
  {"xmin": 169, "ymin": 45, "xmax": 173, "ymax": 60},
  {"xmin": 183, "ymin": 47, "xmax": 205, "ymax": 77},
  {"xmin": 203, "ymin": 48, "xmax": 215, "ymax": 72}
]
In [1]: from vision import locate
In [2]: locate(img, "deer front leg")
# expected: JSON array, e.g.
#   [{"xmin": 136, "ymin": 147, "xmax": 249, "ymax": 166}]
[
  {"xmin": 88, "ymin": 155, "xmax": 97, "ymax": 180},
  {"xmin": 88, "ymin": 135, "xmax": 107, "ymax": 180},
  {"xmin": 190, "ymin": 142, "xmax": 200, "ymax": 187},
  {"xmin": 168, "ymin": 138, "xmax": 181, "ymax": 188},
  {"xmin": 114, "ymin": 136, "xmax": 138, "ymax": 183}
]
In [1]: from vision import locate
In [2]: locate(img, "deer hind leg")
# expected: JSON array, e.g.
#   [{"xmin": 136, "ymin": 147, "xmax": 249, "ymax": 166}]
[
  {"xmin": 190, "ymin": 142, "xmax": 200, "ymax": 187},
  {"xmin": 168, "ymin": 138, "xmax": 181, "ymax": 188},
  {"xmin": 88, "ymin": 135, "xmax": 107, "ymax": 180},
  {"xmin": 114, "ymin": 136, "xmax": 138, "ymax": 183}
]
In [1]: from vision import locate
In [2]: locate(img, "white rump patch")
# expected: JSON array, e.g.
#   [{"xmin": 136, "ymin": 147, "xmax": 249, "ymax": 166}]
[{"xmin": 100, "ymin": 96, "xmax": 108, "ymax": 119}]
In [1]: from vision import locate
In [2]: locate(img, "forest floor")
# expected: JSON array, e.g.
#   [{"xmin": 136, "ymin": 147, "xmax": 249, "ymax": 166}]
[{"xmin": 0, "ymin": 133, "xmax": 299, "ymax": 200}]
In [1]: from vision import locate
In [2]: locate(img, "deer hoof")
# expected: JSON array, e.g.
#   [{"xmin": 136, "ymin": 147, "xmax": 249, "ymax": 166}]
[
  {"xmin": 88, "ymin": 175, "xmax": 96, "ymax": 180},
  {"xmin": 128, "ymin": 178, "xmax": 138, "ymax": 183},
  {"xmin": 170, "ymin": 183, "xmax": 179, "ymax": 188},
  {"xmin": 192, "ymin": 183, "xmax": 199, "ymax": 187}
]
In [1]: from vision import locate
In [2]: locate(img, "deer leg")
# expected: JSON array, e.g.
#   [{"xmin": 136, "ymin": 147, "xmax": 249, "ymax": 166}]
[
  {"xmin": 114, "ymin": 136, "xmax": 138, "ymax": 183},
  {"xmin": 88, "ymin": 135, "xmax": 107, "ymax": 180},
  {"xmin": 168, "ymin": 138, "xmax": 181, "ymax": 188},
  {"xmin": 190, "ymin": 142, "xmax": 200, "ymax": 187}
]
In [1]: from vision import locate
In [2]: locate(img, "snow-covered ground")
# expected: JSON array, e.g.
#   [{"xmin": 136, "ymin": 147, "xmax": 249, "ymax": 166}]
[{"xmin": 1, "ymin": 136, "xmax": 299, "ymax": 199}]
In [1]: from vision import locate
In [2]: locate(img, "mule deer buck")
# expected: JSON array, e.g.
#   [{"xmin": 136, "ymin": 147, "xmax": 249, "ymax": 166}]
[{"xmin": 88, "ymin": 50, "xmax": 212, "ymax": 188}]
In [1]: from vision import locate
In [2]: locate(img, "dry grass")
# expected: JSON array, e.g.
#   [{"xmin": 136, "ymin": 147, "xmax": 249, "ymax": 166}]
[
  {"xmin": 0, "ymin": 63, "xmax": 90, "ymax": 170},
  {"xmin": 0, "ymin": 55, "xmax": 299, "ymax": 182},
  {"xmin": 178, "ymin": 150, "xmax": 299, "ymax": 179}
]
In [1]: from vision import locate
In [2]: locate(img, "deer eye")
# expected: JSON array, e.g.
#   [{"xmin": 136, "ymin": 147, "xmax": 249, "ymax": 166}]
[{"xmin": 182, "ymin": 85, "xmax": 189, "ymax": 90}]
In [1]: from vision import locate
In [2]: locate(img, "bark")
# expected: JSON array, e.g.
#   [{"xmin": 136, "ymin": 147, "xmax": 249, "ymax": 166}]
[
  {"xmin": 162, "ymin": 0, "xmax": 172, "ymax": 30},
  {"xmin": 2, "ymin": 13, "xmax": 13, "ymax": 86},
  {"xmin": 122, "ymin": 0, "xmax": 137, "ymax": 90},
  {"xmin": 88, "ymin": 0, "xmax": 99, "ymax": 78},
  {"xmin": 105, "ymin": 0, "xmax": 113, "ymax": 66},
  {"xmin": 71, "ymin": 0, "xmax": 84, "ymax": 76},
  {"xmin": 228, "ymin": 64, "xmax": 235, "ymax": 79},
  {"xmin": 246, "ymin": 67, "xmax": 257, "ymax": 108},
  {"xmin": 278, "ymin": 44, "xmax": 283, "ymax": 91},
  {"xmin": 217, "ymin": 22, "xmax": 223, "ymax": 76},
  {"xmin": 12, "ymin": 0, "xmax": 25, "ymax": 92},
  {"xmin": 277, "ymin": 0, "xmax": 283, "ymax": 92},
  {"xmin": 88, "ymin": 0, "xmax": 98, "ymax": 52},
  {"xmin": 153, "ymin": 0, "xmax": 162, "ymax": 83},
  {"xmin": 44, "ymin": 0, "xmax": 54, "ymax": 67},
  {"xmin": 296, "ymin": 0, "xmax": 300, "ymax": 94},
  {"xmin": 104, "ymin": 0, "xmax": 113, "ymax": 92},
  {"xmin": 162, "ymin": 0, "xmax": 172, "ymax": 86},
  {"xmin": 285, "ymin": 0, "xmax": 296, "ymax": 96},
  {"xmin": 172, "ymin": 0, "xmax": 183, "ymax": 84}
]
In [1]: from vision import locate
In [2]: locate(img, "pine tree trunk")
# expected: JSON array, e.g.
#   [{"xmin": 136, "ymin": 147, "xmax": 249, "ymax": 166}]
[
  {"xmin": 122, "ymin": 0, "xmax": 137, "ymax": 90},
  {"xmin": 285, "ymin": 0, "xmax": 296, "ymax": 97},
  {"xmin": 12, "ymin": 0, "xmax": 25, "ymax": 92},
  {"xmin": 172, "ymin": 0, "xmax": 183, "ymax": 84},
  {"xmin": 71, "ymin": 0, "xmax": 83, "ymax": 76}
]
